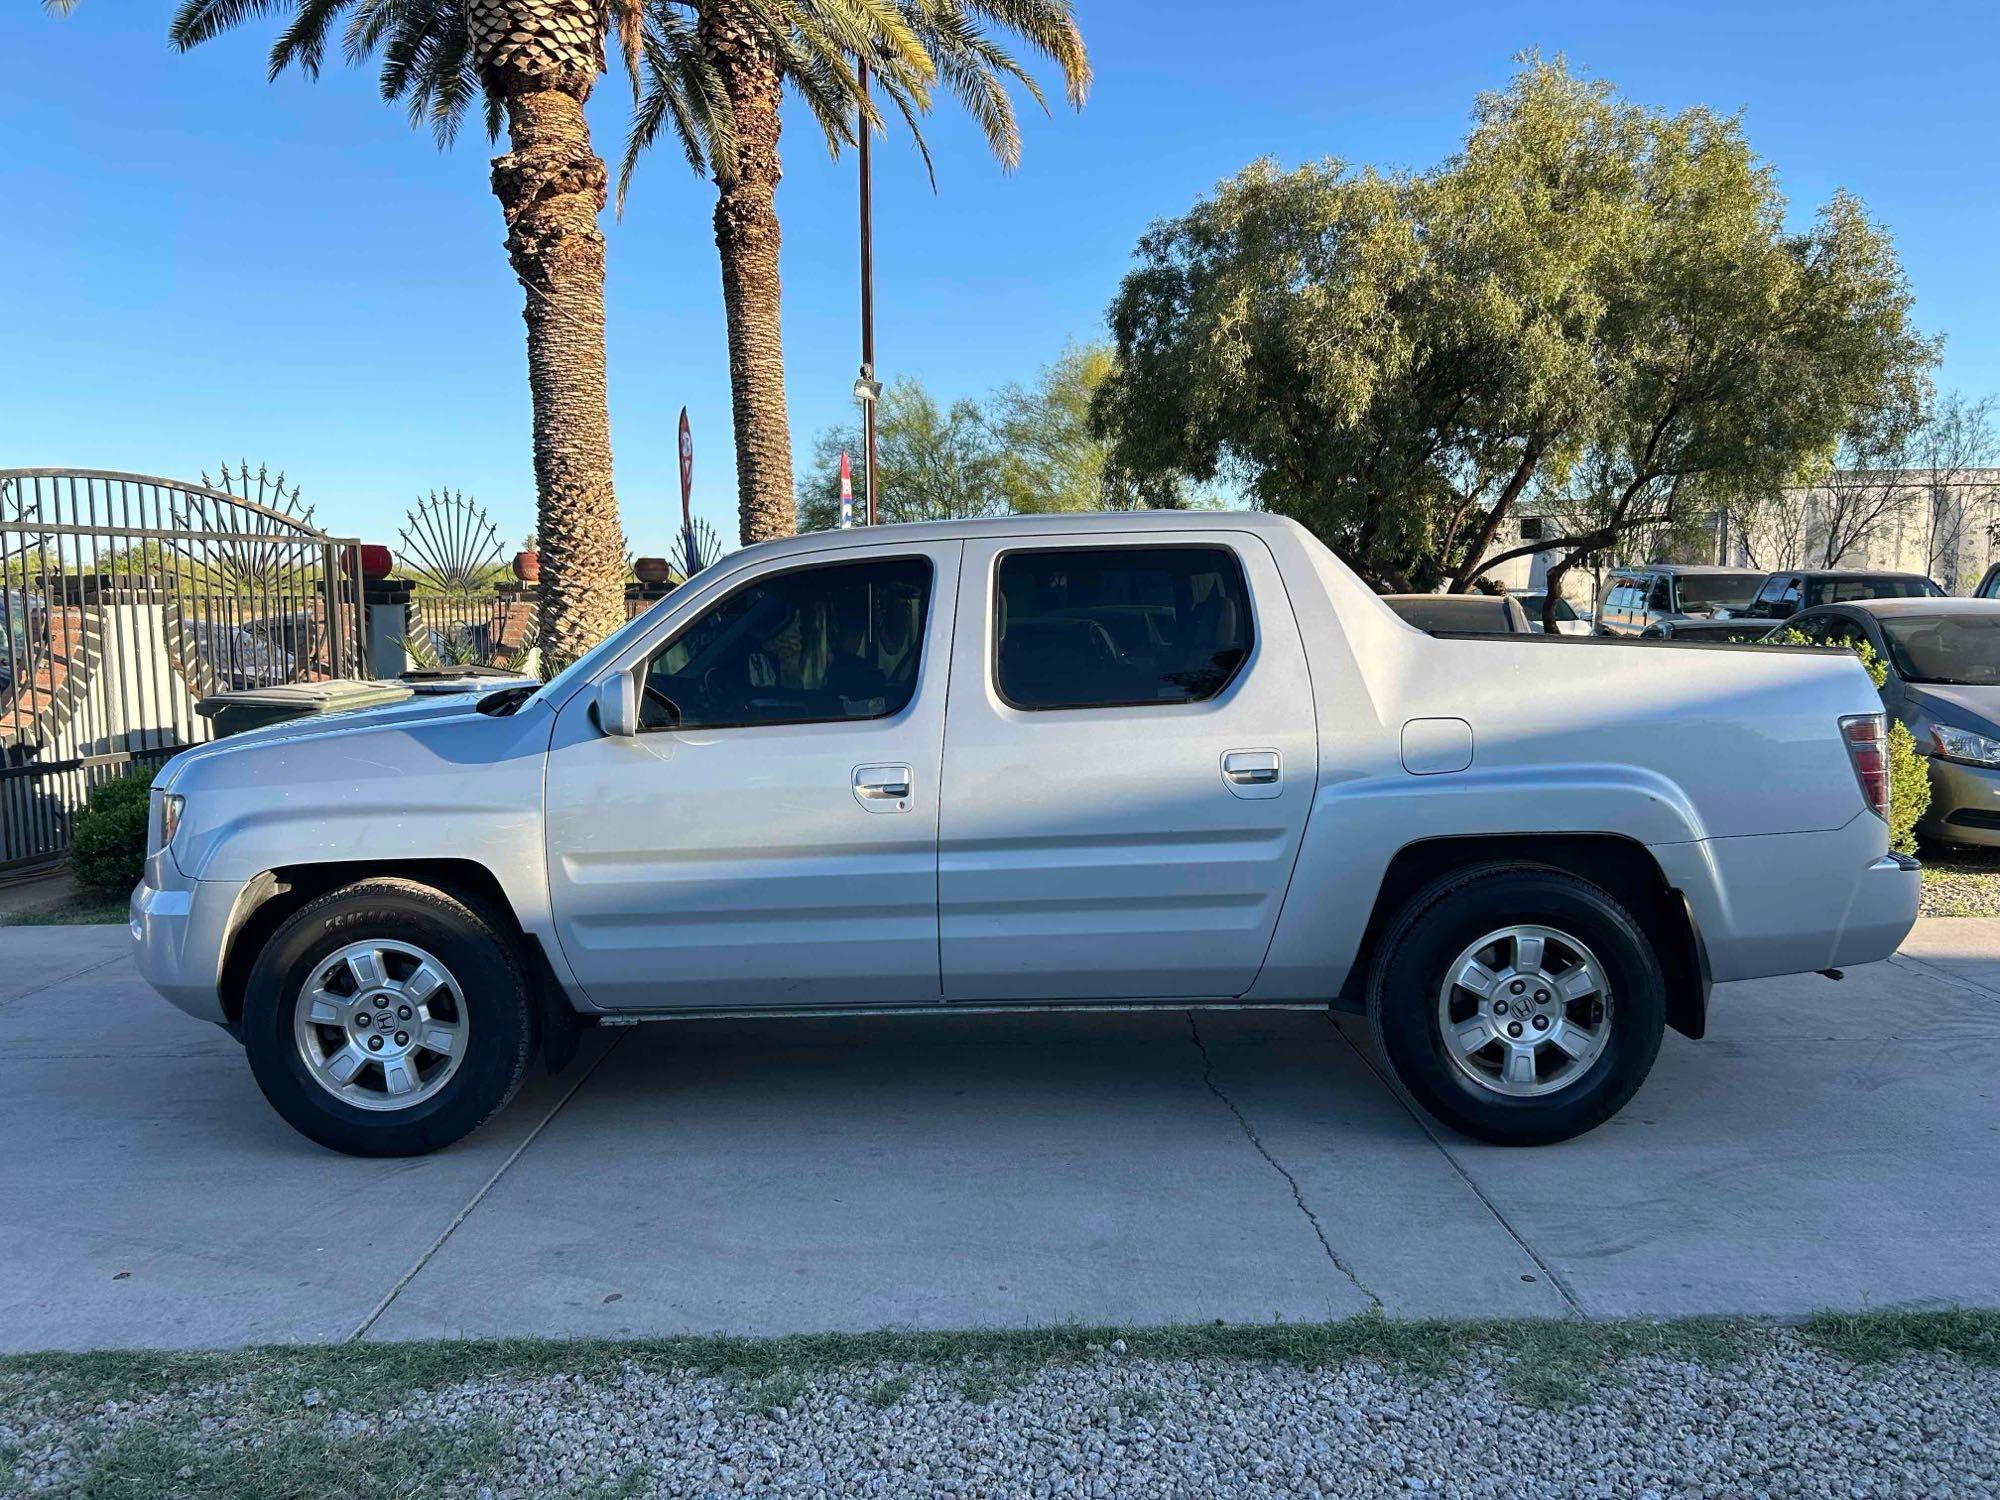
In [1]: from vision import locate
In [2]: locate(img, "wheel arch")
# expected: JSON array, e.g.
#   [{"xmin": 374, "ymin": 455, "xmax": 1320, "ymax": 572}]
[
  {"xmin": 1338, "ymin": 833, "xmax": 1711, "ymax": 1040},
  {"xmin": 217, "ymin": 859, "xmax": 582, "ymax": 1070}
]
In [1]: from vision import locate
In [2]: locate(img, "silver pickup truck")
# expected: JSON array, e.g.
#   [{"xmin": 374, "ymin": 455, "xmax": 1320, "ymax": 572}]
[{"xmin": 132, "ymin": 512, "xmax": 1919, "ymax": 1157}]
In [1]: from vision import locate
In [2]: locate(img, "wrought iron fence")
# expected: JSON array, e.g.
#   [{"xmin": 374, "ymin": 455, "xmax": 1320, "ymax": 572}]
[
  {"xmin": 397, "ymin": 489, "xmax": 535, "ymax": 669},
  {"xmin": 0, "ymin": 468, "xmax": 362, "ymax": 875}
]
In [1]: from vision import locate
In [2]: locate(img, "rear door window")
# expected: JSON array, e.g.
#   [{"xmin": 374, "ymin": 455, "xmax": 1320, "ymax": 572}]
[{"xmin": 994, "ymin": 545, "xmax": 1253, "ymax": 710}]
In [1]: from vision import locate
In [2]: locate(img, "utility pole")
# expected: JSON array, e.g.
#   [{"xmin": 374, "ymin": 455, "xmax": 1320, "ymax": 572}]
[{"xmin": 856, "ymin": 55, "xmax": 880, "ymax": 525}]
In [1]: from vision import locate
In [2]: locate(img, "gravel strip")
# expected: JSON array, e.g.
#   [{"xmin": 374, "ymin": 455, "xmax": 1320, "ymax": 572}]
[
  {"xmin": 6, "ymin": 1331, "xmax": 1996, "ymax": 1497},
  {"xmin": 1921, "ymin": 865, "xmax": 2000, "ymax": 917}
]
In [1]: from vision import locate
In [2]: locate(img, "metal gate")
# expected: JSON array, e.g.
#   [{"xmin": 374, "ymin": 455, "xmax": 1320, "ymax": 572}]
[{"xmin": 1, "ymin": 469, "xmax": 363, "ymax": 875}]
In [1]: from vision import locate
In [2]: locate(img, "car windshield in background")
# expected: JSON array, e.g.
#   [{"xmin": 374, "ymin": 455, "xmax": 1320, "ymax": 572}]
[
  {"xmin": 1518, "ymin": 594, "xmax": 1579, "ymax": 621},
  {"xmin": 1806, "ymin": 576, "xmax": 1942, "ymax": 606},
  {"xmin": 1674, "ymin": 576, "xmax": 1759, "ymax": 610},
  {"xmin": 1880, "ymin": 616, "xmax": 2000, "ymax": 685}
]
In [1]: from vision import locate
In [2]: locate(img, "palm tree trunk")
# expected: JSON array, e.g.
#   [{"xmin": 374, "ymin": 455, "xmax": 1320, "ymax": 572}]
[
  {"xmin": 704, "ymin": 14, "xmax": 796, "ymax": 545},
  {"xmin": 476, "ymin": 3, "xmax": 627, "ymax": 671}
]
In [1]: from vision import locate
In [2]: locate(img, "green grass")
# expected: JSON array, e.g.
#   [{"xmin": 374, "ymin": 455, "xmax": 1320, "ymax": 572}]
[
  {"xmin": 0, "ymin": 893, "xmax": 129, "ymax": 926},
  {"xmin": 8, "ymin": 1309, "xmax": 1996, "ymax": 1415},
  {"xmin": 865, "ymin": 1374, "xmax": 913, "ymax": 1407},
  {"xmin": 10, "ymin": 1311, "xmax": 1997, "ymax": 1496},
  {"xmin": 76, "ymin": 1417, "xmax": 507, "ymax": 1500}
]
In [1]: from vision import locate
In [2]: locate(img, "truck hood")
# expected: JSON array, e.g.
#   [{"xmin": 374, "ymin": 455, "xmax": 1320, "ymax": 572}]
[{"xmin": 156, "ymin": 689, "xmax": 517, "ymax": 790}]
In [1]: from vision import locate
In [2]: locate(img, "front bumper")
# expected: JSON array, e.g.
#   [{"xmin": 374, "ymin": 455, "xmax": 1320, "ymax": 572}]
[
  {"xmin": 130, "ymin": 856, "xmax": 248, "ymax": 1025},
  {"xmin": 1919, "ymin": 754, "xmax": 2000, "ymax": 847}
]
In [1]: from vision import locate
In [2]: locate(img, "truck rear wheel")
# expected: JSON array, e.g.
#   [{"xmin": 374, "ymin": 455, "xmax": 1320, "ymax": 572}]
[
  {"xmin": 241, "ymin": 878, "xmax": 534, "ymax": 1157},
  {"xmin": 1368, "ymin": 863, "xmax": 1666, "ymax": 1145}
]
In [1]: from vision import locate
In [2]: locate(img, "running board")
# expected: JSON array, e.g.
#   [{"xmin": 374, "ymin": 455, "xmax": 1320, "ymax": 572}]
[{"xmin": 592, "ymin": 999, "xmax": 1335, "ymax": 1025}]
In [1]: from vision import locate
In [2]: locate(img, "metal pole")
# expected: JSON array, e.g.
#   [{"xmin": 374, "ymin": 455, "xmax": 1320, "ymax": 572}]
[{"xmin": 858, "ymin": 56, "xmax": 878, "ymax": 526}]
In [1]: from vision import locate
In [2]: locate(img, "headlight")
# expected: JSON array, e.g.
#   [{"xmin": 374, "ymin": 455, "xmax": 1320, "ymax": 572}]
[
  {"xmin": 1931, "ymin": 725, "xmax": 2000, "ymax": 767},
  {"xmin": 153, "ymin": 791, "xmax": 185, "ymax": 852}
]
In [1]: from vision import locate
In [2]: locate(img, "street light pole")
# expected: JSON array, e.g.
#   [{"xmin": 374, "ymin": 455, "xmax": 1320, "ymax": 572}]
[{"xmin": 857, "ymin": 55, "xmax": 878, "ymax": 526}]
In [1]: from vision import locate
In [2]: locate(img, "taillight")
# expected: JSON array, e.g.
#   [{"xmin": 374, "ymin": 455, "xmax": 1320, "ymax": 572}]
[{"xmin": 1841, "ymin": 713, "xmax": 1890, "ymax": 822}]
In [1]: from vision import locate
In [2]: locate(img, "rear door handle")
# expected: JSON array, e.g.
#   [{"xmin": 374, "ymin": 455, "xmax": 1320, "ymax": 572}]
[
  {"xmin": 853, "ymin": 764, "xmax": 914, "ymax": 813},
  {"xmin": 1221, "ymin": 748, "xmax": 1282, "ymax": 799}
]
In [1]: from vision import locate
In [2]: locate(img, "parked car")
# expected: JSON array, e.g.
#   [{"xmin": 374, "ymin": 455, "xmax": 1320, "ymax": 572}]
[
  {"xmin": 1638, "ymin": 619, "xmax": 1780, "ymax": 643},
  {"xmin": 1382, "ymin": 593, "xmax": 1532, "ymax": 634},
  {"xmin": 1509, "ymin": 591, "xmax": 1592, "ymax": 635},
  {"xmin": 1780, "ymin": 598, "xmax": 2000, "ymax": 847},
  {"xmin": 1730, "ymin": 569, "xmax": 1943, "ymax": 622},
  {"xmin": 132, "ymin": 512, "xmax": 1917, "ymax": 1157},
  {"xmin": 1971, "ymin": 564, "xmax": 2000, "ymax": 600},
  {"xmin": 1595, "ymin": 565, "xmax": 1764, "ymax": 636}
]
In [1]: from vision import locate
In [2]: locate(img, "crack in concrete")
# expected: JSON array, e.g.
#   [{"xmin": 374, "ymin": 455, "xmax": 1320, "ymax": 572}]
[
  {"xmin": 349, "ymin": 1030, "xmax": 624, "ymax": 1341},
  {"xmin": 1889, "ymin": 952, "xmax": 2000, "ymax": 1008},
  {"xmin": 1186, "ymin": 1012, "xmax": 1381, "ymax": 1311},
  {"xmin": 0, "ymin": 954, "xmax": 128, "ymax": 1009},
  {"xmin": 1323, "ymin": 1012, "xmax": 1586, "ymax": 1318}
]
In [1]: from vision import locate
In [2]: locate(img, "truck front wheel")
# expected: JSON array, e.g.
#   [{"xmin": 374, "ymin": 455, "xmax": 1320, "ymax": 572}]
[
  {"xmin": 1368, "ymin": 863, "xmax": 1666, "ymax": 1145},
  {"xmin": 241, "ymin": 878, "xmax": 534, "ymax": 1157}
]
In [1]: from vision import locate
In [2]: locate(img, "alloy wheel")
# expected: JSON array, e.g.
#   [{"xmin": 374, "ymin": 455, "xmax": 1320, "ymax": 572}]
[
  {"xmin": 1435, "ymin": 924, "xmax": 1613, "ymax": 1099},
  {"xmin": 293, "ymin": 939, "xmax": 468, "ymax": 1112}
]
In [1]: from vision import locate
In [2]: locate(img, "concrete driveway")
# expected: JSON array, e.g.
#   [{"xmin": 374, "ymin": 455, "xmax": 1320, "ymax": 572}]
[{"xmin": 4, "ymin": 919, "xmax": 1997, "ymax": 1352}]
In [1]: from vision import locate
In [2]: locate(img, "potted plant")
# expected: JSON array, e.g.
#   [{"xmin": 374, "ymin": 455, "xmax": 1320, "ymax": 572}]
[{"xmin": 512, "ymin": 534, "xmax": 540, "ymax": 584}]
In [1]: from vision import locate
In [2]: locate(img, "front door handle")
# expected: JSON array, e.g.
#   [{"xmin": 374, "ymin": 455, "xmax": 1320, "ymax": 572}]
[
  {"xmin": 1221, "ymin": 748, "xmax": 1282, "ymax": 799},
  {"xmin": 853, "ymin": 764, "xmax": 914, "ymax": 813}
]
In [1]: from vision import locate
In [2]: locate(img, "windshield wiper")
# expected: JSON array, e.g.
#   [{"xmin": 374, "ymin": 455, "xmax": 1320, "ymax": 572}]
[{"xmin": 478, "ymin": 684, "xmax": 539, "ymax": 717}]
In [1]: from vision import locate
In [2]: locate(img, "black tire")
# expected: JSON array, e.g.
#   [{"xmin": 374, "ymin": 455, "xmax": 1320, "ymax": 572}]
[
  {"xmin": 1367, "ymin": 862, "xmax": 1666, "ymax": 1146},
  {"xmin": 241, "ymin": 877, "xmax": 534, "ymax": 1157}
]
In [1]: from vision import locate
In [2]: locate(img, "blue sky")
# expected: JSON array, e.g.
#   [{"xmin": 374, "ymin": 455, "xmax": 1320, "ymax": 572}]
[{"xmin": 4, "ymin": 1, "xmax": 1997, "ymax": 556}]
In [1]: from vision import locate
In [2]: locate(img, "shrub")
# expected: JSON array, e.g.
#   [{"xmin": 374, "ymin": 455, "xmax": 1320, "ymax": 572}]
[
  {"xmin": 68, "ymin": 765, "xmax": 156, "ymax": 896},
  {"xmin": 1767, "ymin": 630, "xmax": 1929, "ymax": 855}
]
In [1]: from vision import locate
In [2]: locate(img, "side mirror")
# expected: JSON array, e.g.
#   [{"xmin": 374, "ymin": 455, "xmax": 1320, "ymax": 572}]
[{"xmin": 595, "ymin": 673, "xmax": 638, "ymax": 737}]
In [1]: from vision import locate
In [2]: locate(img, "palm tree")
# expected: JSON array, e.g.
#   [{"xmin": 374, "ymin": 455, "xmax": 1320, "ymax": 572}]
[
  {"xmin": 624, "ymin": 1, "xmax": 1091, "ymax": 545},
  {"xmin": 48, "ymin": 0, "xmax": 658, "ymax": 670}
]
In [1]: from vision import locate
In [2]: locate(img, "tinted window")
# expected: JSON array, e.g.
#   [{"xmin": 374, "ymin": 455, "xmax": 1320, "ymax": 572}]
[
  {"xmin": 1648, "ymin": 578, "xmax": 1673, "ymax": 611},
  {"xmin": 1880, "ymin": 616, "xmax": 2000, "ymax": 686},
  {"xmin": 1675, "ymin": 574, "xmax": 1760, "ymax": 610},
  {"xmin": 995, "ymin": 545, "xmax": 1252, "ymax": 710},
  {"xmin": 640, "ymin": 556, "xmax": 930, "ymax": 729},
  {"xmin": 1386, "ymin": 596, "xmax": 1517, "ymax": 634},
  {"xmin": 1806, "ymin": 576, "xmax": 1945, "ymax": 606}
]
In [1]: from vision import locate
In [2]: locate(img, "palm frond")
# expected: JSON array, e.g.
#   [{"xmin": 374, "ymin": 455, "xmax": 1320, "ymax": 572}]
[
  {"xmin": 168, "ymin": 0, "xmax": 486, "ymax": 148},
  {"xmin": 268, "ymin": 0, "xmax": 348, "ymax": 78},
  {"xmin": 609, "ymin": 0, "xmax": 644, "ymax": 98},
  {"xmin": 169, "ymin": 0, "xmax": 294, "ymax": 51},
  {"xmin": 620, "ymin": 4, "xmax": 738, "ymax": 207}
]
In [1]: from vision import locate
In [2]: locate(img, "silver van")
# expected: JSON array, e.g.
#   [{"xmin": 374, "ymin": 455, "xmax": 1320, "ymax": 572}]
[{"xmin": 1597, "ymin": 565, "xmax": 1764, "ymax": 636}]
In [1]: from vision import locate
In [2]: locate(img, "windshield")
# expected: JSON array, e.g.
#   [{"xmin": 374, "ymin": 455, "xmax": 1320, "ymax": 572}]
[
  {"xmin": 1880, "ymin": 615, "xmax": 2000, "ymax": 685},
  {"xmin": 1674, "ymin": 575, "xmax": 1760, "ymax": 610},
  {"xmin": 1519, "ymin": 594, "xmax": 1579, "ymax": 621},
  {"xmin": 524, "ymin": 595, "xmax": 677, "ymax": 711}
]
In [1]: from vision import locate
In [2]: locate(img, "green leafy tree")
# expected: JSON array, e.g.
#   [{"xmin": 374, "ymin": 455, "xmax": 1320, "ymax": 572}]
[
  {"xmin": 799, "ymin": 378, "xmax": 1002, "ymax": 531},
  {"xmin": 45, "ymin": 0, "xmax": 653, "ymax": 671},
  {"xmin": 989, "ymin": 344, "xmax": 1203, "ymax": 512},
  {"xmin": 624, "ymin": 1, "xmax": 1091, "ymax": 547},
  {"xmin": 1095, "ymin": 58, "xmax": 1936, "ymax": 628}
]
